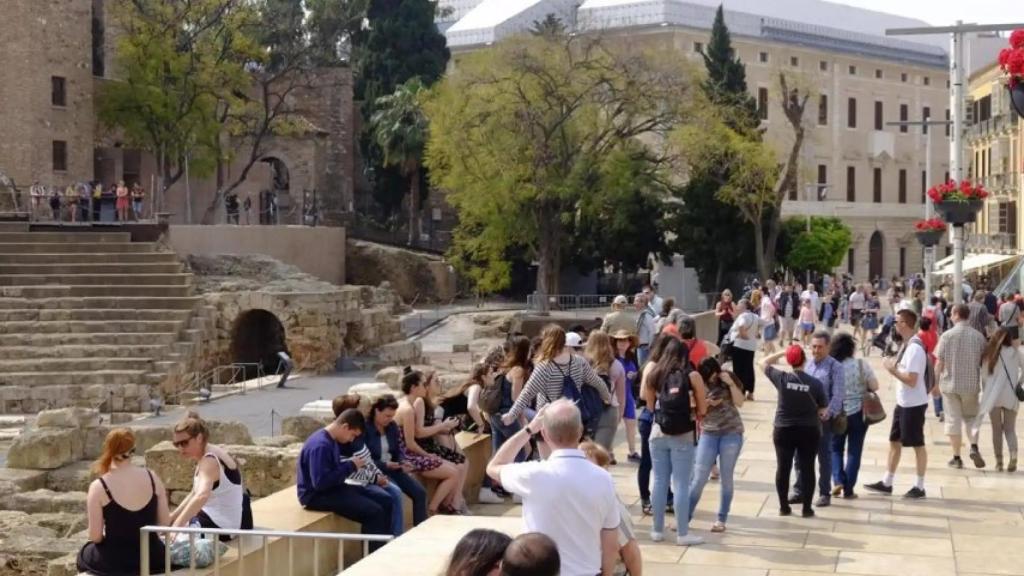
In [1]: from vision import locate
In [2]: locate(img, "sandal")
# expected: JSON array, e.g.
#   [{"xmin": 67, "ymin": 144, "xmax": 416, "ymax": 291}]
[
  {"xmin": 641, "ymin": 500, "xmax": 652, "ymax": 515},
  {"xmin": 711, "ymin": 521, "xmax": 726, "ymax": 533}
]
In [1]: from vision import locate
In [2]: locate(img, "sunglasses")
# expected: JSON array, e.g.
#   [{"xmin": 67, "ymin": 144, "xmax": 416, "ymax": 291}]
[{"xmin": 172, "ymin": 436, "xmax": 193, "ymax": 449}]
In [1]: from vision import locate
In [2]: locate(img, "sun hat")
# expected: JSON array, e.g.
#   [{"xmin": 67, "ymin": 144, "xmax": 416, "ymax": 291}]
[{"xmin": 609, "ymin": 329, "xmax": 638, "ymax": 347}]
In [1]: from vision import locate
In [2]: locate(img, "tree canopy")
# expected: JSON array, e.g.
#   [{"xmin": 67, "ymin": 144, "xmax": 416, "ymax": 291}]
[
  {"xmin": 423, "ymin": 35, "xmax": 698, "ymax": 298},
  {"xmin": 780, "ymin": 217, "xmax": 853, "ymax": 275}
]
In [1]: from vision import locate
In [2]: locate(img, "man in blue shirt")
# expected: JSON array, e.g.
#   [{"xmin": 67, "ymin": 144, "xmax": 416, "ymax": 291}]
[
  {"xmin": 790, "ymin": 331, "xmax": 845, "ymax": 507},
  {"xmin": 296, "ymin": 409, "xmax": 393, "ymax": 551}
]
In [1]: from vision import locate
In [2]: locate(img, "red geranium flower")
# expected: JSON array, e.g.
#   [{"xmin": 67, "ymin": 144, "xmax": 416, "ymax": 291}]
[
  {"xmin": 915, "ymin": 218, "xmax": 946, "ymax": 232},
  {"xmin": 930, "ymin": 179, "xmax": 988, "ymax": 203},
  {"xmin": 1011, "ymin": 29, "xmax": 1024, "ymax": 50}
]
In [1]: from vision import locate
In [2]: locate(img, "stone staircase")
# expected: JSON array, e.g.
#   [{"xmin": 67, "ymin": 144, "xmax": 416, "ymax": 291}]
[{"xmin": 0, "ymin": 223, "xmax": 203, "ymax": 414}]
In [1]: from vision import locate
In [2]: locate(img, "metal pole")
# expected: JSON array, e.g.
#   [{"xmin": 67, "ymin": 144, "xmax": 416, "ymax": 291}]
[
  {"xmin": 924, "ymin": 115, "xmax": 933, "ymax": 300},
  {"xmin": 805, "ymin": 185, "xmax": 811, "ymax": 286},
  {"xmin": 185, "ymin": 152, "xmax": 192, "ymax": 224},
  {"xmin": 951, "ymin": 25, "xmax": 965, "ymax": 304}
]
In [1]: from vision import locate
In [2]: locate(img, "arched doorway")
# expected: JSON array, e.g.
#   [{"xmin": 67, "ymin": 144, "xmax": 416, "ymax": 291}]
[
  {"xmin": 230, "ymin": 309, "xmax": 287, "ymax": 379},
  {"xmin": 258, "ymin": 157, "xmax": 290, "ymax": 224},
  {"xmin": 869, "ymin": 231, "xmax": 884, "ymax": 282}
]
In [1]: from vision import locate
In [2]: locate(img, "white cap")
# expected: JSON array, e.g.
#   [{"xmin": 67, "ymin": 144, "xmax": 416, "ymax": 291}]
[
  {"xmin": 565, "ymin": 332, "xmax": 584, "ymax": 348},
  {"xmin": 613, "ymin": 294, "xmax": 628, "ymax": 306}
]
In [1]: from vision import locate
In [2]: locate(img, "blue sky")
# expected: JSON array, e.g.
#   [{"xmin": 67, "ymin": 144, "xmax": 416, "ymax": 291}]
[{"xmin": 838, "ymin": 0, "xmax": 1022, "ymax": 27}]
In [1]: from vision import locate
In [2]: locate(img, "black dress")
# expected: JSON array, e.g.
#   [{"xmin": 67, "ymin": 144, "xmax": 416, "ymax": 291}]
[{"xmin": 77, "ymin": 470, "xmax": 173, "ymax": 576}]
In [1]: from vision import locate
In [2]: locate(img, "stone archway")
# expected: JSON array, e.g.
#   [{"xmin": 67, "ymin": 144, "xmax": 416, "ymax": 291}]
[
  {"xmin": 258, "ymin": 157, "xmax": 291, "ymax": 224},
  {"xmin": 869, "ymin": 231, "xmax": 884, "ymax": 282},
  {"xmin": 230, "ymin": 309, "xmax": 287, "ymax": 379}
]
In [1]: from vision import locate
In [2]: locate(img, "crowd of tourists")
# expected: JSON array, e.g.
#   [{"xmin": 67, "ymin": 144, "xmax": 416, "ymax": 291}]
[{"xmin": 29, "ymin": 179, "xmax": 145, "ymax": 223}]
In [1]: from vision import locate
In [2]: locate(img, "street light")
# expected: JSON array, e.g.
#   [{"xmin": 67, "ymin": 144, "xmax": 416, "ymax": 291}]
[{"xmin": 803, "ymin": 184, "xmax": 829, "ymax": 285}]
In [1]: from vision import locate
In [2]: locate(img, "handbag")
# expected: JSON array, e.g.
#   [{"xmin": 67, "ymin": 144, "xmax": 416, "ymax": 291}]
[
  {"xmin": 998, "ymin": 354, "xmax": 1024, "ymax": 403},
  {"xmin": 861, "ymin": 359, "xmax": 887, "ymax": 425},
  {"xmin": 830, "ymin": 410, "xmax": 848, "ymax": 435}
]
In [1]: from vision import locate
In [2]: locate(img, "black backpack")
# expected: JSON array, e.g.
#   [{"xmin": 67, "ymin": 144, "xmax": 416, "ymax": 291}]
[
  {"xmin": 478, "ymin": 373, "xmax": 505, "ymax": 415},
  {"xmin": 655, "ymin": 368, "xmax": 695, "ymax": 435}
]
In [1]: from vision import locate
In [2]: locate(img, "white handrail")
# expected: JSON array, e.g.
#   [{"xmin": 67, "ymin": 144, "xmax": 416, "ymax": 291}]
[{"xmin": 139, "ymin": 525, "xmax": 393, "ymax": 576}]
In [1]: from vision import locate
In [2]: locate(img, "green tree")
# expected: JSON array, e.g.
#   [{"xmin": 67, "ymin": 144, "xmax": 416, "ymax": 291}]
[
  {"xmin": 423, "ymin": 35, "xmax": 697, "ymax": 300},
  {"xmin": 306, "ymin": 0, "xmax": 371, "ymax": 63},
  {"xmin": 354, "ymin": 0, "xmax": 449, "ymax": 218},
  {"xmin": 780, "ymin": 217, "xmax": 853, "ymax": 275},
  {"xmin": 369, "ymin": 78, "xmax": 429, "ymax": 245},
  {"xmin": 530, "ymin": 13, "xmax": 567, "ymax": 38},
  {"xmin": 701, "ymin": 5, "xmax": 759, "ymax": 136}
]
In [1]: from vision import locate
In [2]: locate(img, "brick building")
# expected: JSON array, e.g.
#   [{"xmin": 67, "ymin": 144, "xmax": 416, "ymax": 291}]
[{"xmin": 0, "ymin": 0, "xmax": 355, "ymax": 225}]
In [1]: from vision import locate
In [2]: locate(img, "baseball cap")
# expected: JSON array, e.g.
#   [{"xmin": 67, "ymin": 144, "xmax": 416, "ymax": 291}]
[
  {"xmin": 660, "ymin": 324, "xmax": 682, "ymax": 340},
  {"xmin": 613, "ymin": 294, "xmax": 628, "ymax": 306},
  {"xmin": 565, "ymin": 332, "xmax": 584, "ymax": 348},
  {"xmin": 785, "ymin": 344, "xmax": 805, "ymax": 367}
]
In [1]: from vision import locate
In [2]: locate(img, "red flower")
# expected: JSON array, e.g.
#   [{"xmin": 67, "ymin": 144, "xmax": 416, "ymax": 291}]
[
  {"xmin": 915, "ymin": 218, "xmax": 946, "ymax": 232},
  {"xmin": 1011, "ymin": 29, "xmax": 1024, "ymax": 50},
  {"xmin": 1010, "ymin": 49, "xmax": 1024, "ymax": 76},
  {"xmin": 1001, "ymin": 48, "xmax": 1014, "ymax": 67}
]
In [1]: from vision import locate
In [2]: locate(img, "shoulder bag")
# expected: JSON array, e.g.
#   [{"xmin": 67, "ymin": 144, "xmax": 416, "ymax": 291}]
[
  {"xmin": 998, "ymin": 353, "xmax": 1024, "ymax": 403},
  {"xmin": 860, "ymin": 358, "xmax": 887, "ymax": 425}
]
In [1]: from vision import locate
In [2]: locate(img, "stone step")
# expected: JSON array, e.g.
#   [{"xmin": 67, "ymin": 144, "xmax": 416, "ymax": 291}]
[
  {"xmin": 0, "ymin": 308, "xmax": 192, "ymax": 322},
  {"xmin": 0, "ymin": 357, "xmax": 155, "ymax": 372},
  {"xmin": 0, "ymin": 284, "xmax": 193, "ymax": 298},
  {"xmin": 0, "ymin": 384, "xmax": 148, "ymax": 413},
  {"xmin": 0, "ymin": 332, "xmax": 178, "ymax": 347},
  {"xmin": 0, "ymin": 296, "xmax": 200, "ymax": 310},
  {"xmin": 0, "ymin": 319, "xmax": 183, "ymax": 334},
  {"xmin": 0, "ymin": 232, "xmax": 131, "ymax": 243},
  {"xmin": 0, "ymin": 222, "xmax": 29, "ymax": 232},
  {"xmin": 0, "ymin": 273, "xmax": 193, "ymax": 286},
  {"xmin": 0, "ymin": 344, "xmax": 172, "ymax": 359},
  {"xmin": 0, "ymin": 262, "xmax": 183, "ymax": 274},
  {"xmin": 0, "ymin": 242, "xmax": 156, "ymax": 253},
  {"xmin": 0, "ymin": 251, "xmax": 178, "ymax": 264},
  {"xmin": 0, "ymin": 370, "xmax": 147, "ymax": 387}
]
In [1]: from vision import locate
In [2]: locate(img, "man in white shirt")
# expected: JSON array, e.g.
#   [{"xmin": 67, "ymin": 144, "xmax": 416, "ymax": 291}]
[
  {"xmin": 865, "ymin": 309, "xmax": 929, "ymax": 499},
  {"xmin": 848, "ymin": 285, "xmax": 866, "ymax": 339},
  {"xmin": 801, "ymin": 283, "xmax": 820, "ymax": 316},
  {"xmin": 487, "ymin": 399, "xmax": 620, "ymax": 576}
]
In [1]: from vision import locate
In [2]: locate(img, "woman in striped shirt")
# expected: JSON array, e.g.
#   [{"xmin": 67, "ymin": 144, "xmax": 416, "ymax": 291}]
[{"xmin": 502, "ymin": 325, "xmax": 611, "ymax": 455}]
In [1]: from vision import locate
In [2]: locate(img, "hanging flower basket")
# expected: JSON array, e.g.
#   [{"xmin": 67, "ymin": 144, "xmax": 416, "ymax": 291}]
[
  {"xmin": 914, "ymin": 218, "xmax": 945, "ymax": 246},
  {"xmin": 928, "ymin": 180, "xmax": 987, "ymax": 226},
  {"xmin": 999, "ymin": 30, "xmax": 1024, "ymax": 116}
]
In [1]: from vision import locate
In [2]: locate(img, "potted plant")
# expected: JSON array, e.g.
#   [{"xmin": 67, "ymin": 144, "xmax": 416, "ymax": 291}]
[
  {"xmin": 928, "ymin": 180, "xmax": 988, "ymax": 225},
  {"xmin": 999, "ymin": 29, "xmax": 1024, "ymax": 116},
  {"xmin": 914, "ymin": 218, "xmax": 946, "ymax": 247}
]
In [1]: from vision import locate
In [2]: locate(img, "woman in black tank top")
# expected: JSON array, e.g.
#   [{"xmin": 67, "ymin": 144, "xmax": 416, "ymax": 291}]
[{"xmin": 77, "ymin": 428, "xmax": 177, "ymax": 576}]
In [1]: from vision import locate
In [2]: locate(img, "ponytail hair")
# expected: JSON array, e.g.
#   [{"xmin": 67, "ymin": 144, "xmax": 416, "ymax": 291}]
[
  {"xmin": 92, "ymin": 427, "xmax": 136, "ymax": 475},
  {"xmin": 401, "ymin": 367, "xmax": 424, "ymax": 395},
  {"xmin": 173, "ymin": 410, "xmax": 209, "ymax": 443}
]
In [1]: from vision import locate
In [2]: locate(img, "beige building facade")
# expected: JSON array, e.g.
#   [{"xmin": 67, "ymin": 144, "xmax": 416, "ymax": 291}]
[{"xmin": 0, "ymin": 0, "xmax": 355, "ymax": 225}]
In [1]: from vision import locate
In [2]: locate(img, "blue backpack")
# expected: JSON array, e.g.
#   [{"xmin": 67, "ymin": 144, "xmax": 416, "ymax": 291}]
[{"xmin": 555, "ymin": 358, "xmax": 605, "ymax": 437}]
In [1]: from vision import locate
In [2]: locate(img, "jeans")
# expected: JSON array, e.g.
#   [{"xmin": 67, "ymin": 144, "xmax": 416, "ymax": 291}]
[
  {"xmin": 364, "ymin": 482, "xmax": 404, "ymax": 537},
  {"xmin": 637, "ymin": 345, "xmax": 650, "ymax": 369},
  {"xmin": 830, "ymin": 410, "xmax": 867, "ymax": 496},
  {"xmin": 774, "ymin": 426, "xmax": 820, "ymax": 512},
  {"xmin": 689, "ymin": 432, "xmax": 743, "ymax": 523},
  {"xmin": 650, "ymin": 432, "xmax": 695, "ymax": 535},
  {"xmin": 793, "ymin": 421, "xmax": 832, "ymax": 497},
  {"xmin": 304, "ymin": 485, "xmax": 392, "ymax": 551},
  {"xmin": 385, "ymin": 469, "xmax": 427, "ymax": 526},
  {"xmin": 490, "ymin": 414, "xmax": 527, "ymax": 463}
]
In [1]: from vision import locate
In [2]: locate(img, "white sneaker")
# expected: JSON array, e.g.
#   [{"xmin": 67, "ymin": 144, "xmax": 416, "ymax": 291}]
[
  {"xmin": 478, "ymin": 488, "xmax": 504, "ymax": 504},
  {"xmin": 513, "ymin": 494, "xmax": 523, "ymax": 504},
  {"xmin": 650, "ymin": 531, "xmax": 664, "ymax": 542},
  {"xmin": 676, "ymin": 534, "xmax": 704, "ymax": 546}
]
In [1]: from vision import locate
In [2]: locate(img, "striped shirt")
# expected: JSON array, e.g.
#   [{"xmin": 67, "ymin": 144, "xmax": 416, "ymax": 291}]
[{"xmin": 506, "ymin": 355, "xmax": 611, "ymax": 420}]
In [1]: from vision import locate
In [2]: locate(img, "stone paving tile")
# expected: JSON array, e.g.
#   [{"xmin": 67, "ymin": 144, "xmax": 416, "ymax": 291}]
[
  {"xmin": 948, "ymin": 517, "xmax": 1024, "ymax": 535},
  {"xmin": 835, "ymin": 551, "xmax": 956, "ymax": 576},
  {"xmin": 956, "ymin": 555, "xmax": 1024, "ymax": 576},
  {"xmin": 806, "ymin": 530, "xmax": 953, "ymax": 556},
  {"xmin": 682, "ymin": 544, "xmax": 840, "ymax": 572}
]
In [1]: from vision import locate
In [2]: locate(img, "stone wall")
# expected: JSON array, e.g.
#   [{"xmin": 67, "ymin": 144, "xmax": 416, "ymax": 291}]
[
  {"xmin": 346, "ymin": 239, "xmax": 457, "ymax": 303},
  {"xmin": 146, "ymin": 441, "xmax": 300, "ymax": 499}
]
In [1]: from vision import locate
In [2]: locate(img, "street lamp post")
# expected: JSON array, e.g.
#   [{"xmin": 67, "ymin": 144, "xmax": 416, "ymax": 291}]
[{"xmin": 803, "ymin": 184, "xmax": 828, "ymax": 286}]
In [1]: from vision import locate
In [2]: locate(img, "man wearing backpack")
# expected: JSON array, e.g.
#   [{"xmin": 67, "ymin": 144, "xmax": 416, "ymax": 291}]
[
  {"xmin": 934, "ymin": 303, "xmax": 988, "ymax": 469},
  {"xmin": 865, "ymin": 309, "xmax": 930, "ymax": 499}
]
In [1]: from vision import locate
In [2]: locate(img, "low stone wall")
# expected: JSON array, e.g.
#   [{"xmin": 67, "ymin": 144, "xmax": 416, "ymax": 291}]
[
  {"xmin": 146, "ymin": 441, "xmax": 300, "ymax": 499},
  {"xmin": 346, "ymin": 239, "xmax": 456, "ymax": 303}
]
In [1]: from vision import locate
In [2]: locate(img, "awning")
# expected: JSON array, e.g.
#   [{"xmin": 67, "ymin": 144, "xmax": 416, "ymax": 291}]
[
  {"xmin": 933, "ymin": 253, "xmax": 1019, "ymax": 276},
  {"xmin": 933, "ymin": 254, "xmax": 955, "ymax": 270}
]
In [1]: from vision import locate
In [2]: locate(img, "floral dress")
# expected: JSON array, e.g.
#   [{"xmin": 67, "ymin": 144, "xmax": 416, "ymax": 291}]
[
  {"xmin": 397, "ymin": 426, "xmax": 442, "ymax": 472},
  {"xmin": 418, "ymin": 409, "xmax": 466, "ymax": 465}
]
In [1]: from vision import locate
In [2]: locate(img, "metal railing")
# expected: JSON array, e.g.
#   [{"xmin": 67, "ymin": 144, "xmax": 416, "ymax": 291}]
[
  {"xmin": 170, "ymin": 362, "xmax": 269, "ymax": 405},
  {"xmin": 140, "ymin": 525, "xmax": 393, "ymax": 576},
  {"xmin": 526, "ymin": 293, "xmax": 631, "ymax": 311},
  {"xmin": 966, "ymin": 232, "xmax": 1017, "ymax": 253}
]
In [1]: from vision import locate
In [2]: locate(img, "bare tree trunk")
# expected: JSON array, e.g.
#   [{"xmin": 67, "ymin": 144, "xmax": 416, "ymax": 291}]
[
  {"xmin": 534, "ymin": 205, "xmax": 562, "ymax": 312},
  {"xmin": 765, "ymin": 73, "xmax": 809, "ymax": 274},
  {"xmin": 407, "ymin": 169, "xmax": 419, "ymax": 245},
  {"xmin": 753, "ymin": 219, "xmax": 767, "ymax": 280}
]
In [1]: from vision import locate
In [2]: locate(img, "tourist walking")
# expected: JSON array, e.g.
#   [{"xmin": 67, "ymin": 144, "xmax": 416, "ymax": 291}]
[
  {"xmin": 502, "ymin": 324, "xmax": 611, "ymax": 455},
  {"xmin": 998, "ymin": 295, "xmax": 1021, "ymax": 344},
  {"xmin": 801, "ymin": 283, "xmax": 821, "ymax": 315},
  {"xmin": 643, "ymin": 337, "xmax": 707, "ymax": 545},
  {"xmin": 865, "ymin": 309, "xmax": 930, "ymax": 498},
  {"xmin": 848, "ymin": 284, "xmax": 866, "ymax": 340},
  {"xmin": 935, "ymin": 303, "xmax": 988, "ymax": 469},
  {"xmin": 635, "ymin": 292, "xmax": 657, "ymax": 367},
  {"xmin": 169, "ymin": 412, "xmax": 253, "ymax": 539},
  {"xmin": 77, "ymin": 428, "xmax": 177, "ymax": 576},
  {"xmin": 487, "ymin": 399, "xmax": 622, "ymax": 575},
  {"xmin": 777, "ymin": 283, "xmax": 801, "ymax": 344},
  {"xmin": 968, "ymin": 291, "xmax": 994, "ymax": 337},
  {"xmin": 612, "ymin": 329, "xmax": 641, "ymax": 462},
  {"xmin": 363, "ymin": 395, "xmax": 430, "ymax": 527},
  {"xmin": 761, "ymin": 289, "xmax": 779, "ymax": 355},
  {"xmin": 586, "ymin": 331, "xmax": 626, "ymax": 462},
  {"xmin": 715, "ymin": 290, "xmax": 737, "ymax": 345},
  {"xmin": 829, "ymin": 333, "xmax": 877, "ymax": 499},
  {"xmin": 725, "ymin": 299, "xmax": 759, "ymax": 401},
  {"xmin": 918, "ymin": 316, "xmax": 944, "ymax": 422},
  {"xmin": 689, "ymin": 357, "xmax": 744, "ymax": 533},
  {"xmin": 601, "ymin": 294, "xmax": 636, "ymax": 335},
  {"xmin": 798, "ymin": 298, "xmax": 817, "ymax": 345},
  {"xmin": 761, "ymin": 346, "xmax": 828, "ymax": 517},
  {"xmin": 975, "ymin": 328, "xmax": 1022, "ymax": 472},
  {"xmin": 790, "ymin": 331, "xmax": 844, "ymax": 507}
]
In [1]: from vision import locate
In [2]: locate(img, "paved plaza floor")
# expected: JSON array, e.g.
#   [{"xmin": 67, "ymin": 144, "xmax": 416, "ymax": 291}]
[{"xmin": 472, "ymin": 347, "xmax": 1024, "ymax": 576}]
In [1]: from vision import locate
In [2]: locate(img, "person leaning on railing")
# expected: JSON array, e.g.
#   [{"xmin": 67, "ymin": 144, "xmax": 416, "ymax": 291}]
[{"xmin": 77, "ymin": 428, "xmax": 181, "ymax": 576}]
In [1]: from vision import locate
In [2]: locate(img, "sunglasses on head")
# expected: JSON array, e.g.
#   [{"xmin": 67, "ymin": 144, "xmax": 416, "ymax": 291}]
[{"xmin": 172, "ymin": 436, "xmax": 193, "ymax": 449}]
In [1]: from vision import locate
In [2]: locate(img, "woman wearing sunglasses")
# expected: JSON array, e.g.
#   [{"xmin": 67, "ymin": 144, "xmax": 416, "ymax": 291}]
[{"xmin": 169, "ymin": 411, "xmax": 253, "ymax": 540}]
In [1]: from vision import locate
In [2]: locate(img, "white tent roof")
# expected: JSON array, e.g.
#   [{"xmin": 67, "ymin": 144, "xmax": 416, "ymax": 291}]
[{"xmin": 933, "ymin": 253, "xmax": 1019, "ymax": 276}]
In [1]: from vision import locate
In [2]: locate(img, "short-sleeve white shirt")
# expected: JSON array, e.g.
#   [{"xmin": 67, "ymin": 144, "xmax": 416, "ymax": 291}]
[
  {"xmin": 897, "ymin": 340, "xmax": 929, "ymax": 408},
  {"xmin": 500, "ymin": 449, "xmax": 620, "ymax": 576}
]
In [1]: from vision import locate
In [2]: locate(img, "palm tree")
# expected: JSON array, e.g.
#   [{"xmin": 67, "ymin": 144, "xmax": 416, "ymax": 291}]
[{"xmin": 369, "ymin": 78, "xmax": 429, "ymax": 245}]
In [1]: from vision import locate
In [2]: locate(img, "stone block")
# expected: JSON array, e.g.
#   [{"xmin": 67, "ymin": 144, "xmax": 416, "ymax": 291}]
[
  {"xmin": 0, "ymin": 489, "xmax": 87, "ymax": 514},
  {"xmin": 82, "ymin": 425, "xmax": 112, "ymax": 459},
  {"xmin": 206, "ymin": 420, "xmax": 254, "ymax": 445},
  {"xmin": 452, "ymin": 343, "xmax": 470, "ymax": 353},
  {"xmin": 0, "ymin": 510, "xmax": 55, "ymax": 538},
  {"xmin": 35, "ymin": 407, "xmax": 101, "ymax": 429},
  {"xmin": 131, "ymin": 426, "xmax": 171, "ymax": 452},
  {"xmin": 7, "ymin": 429, "xmax": 83, "ymax": 470},
  {"xmin": 471, "ymin": 324, "xmax": 504, "ymax": 339},
  {"xmin": 45, "ymin": 461, "xmax": 95, "ymax": 493},
  {"xmin": 144, "ymin": 441, "xmax": 196, "ymax": 492},
  {"xmin": 377, "ymin": 340, "xmax": 422, "ymax": 363},
  {"xmin": 30, "ymin": 512, "xmax": 88, "ymax": 539},
  {"xmin": 0, "ymin": 534, "xmax": 83, "ymax": 576},
  {"xmin": 146, "ymin": 442, "xmax": 300, "ymax": 498},
  {"xmin": 254, "ymin": 435, "xmax": 300, "ymax": 448},
  {"xmin": 0, "ymin": 468, "xmax": 49, "ymax": 492},
  {"xmin": 281, "ymin": 415, "xmax": 326, "ymax": 443},
  {"xmin": 46, "ymin": 553, "xmax": 80, "ymax": 576},
  {"xmin": 374, "ymin": 366, "xmax": 403, "ymax": 390},
  {"xmin": 348, "ymin": 382, "xmax": 393, "ymax": 397}
]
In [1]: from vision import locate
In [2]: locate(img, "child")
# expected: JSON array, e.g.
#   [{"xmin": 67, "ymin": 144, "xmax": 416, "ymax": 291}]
[
  {"xmin": 580, "ymin": 441, "xmax": 642, "ymax": 575},
  {"xmin": 798, "ymin": 298, "xmax": 816, "ymax": 345}
]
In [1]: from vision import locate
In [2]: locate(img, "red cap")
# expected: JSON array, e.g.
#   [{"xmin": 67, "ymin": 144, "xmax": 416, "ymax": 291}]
[
  {"xmin": 660, "ymin": 324, "xmax": 682, "ymax": 340},
  {"xmin": 785, "ymin": 345, "xmax": 805, "ymax": 367}
]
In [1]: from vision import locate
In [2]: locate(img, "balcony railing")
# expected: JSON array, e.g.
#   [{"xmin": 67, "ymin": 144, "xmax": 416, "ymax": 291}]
[
  {"xmin": 967, "ymin": 232, "xmax": 1018, "ymax": 253},
  {"xmin": 967, "ymin": 112, "xmax": 1019, "ymax": 139}
]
